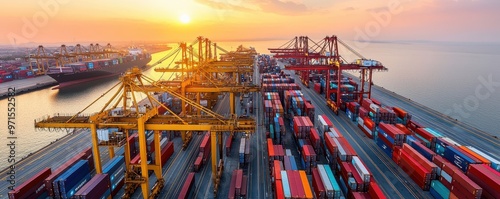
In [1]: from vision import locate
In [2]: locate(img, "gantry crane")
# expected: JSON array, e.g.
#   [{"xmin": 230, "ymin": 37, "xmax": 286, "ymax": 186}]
[
  {"xmin": 269, "ymin": 35, "xmax": 387, "ymax": 114},
  {"xmin": 34, "ymin": 36, "xmax": 259, "ymax": 198},
  {"xmin": 34, "ymin": 67, "xmax": 256, "ymax": 198},
  {"xmin": 27, "ymin": 43, "xmax": 119, "ymax": 75}
]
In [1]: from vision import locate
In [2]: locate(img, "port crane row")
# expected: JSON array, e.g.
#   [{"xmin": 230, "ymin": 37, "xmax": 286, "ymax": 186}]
[
  {"xmin": 35, "ymin": 37, "xmax": 259, "ymax": 198},
  {"xmin": 27, "ymin": 43, "xmax": 123, "ymax": 75},
  {"xmin": 269, "ymin": 35, "xmax": 388, "ymax": 114}
]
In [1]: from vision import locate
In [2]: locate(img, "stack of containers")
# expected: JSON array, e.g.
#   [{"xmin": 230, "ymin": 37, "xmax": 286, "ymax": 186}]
[
  {"xmin": 334, "ymin": 137, "xmax": 358, "ymax": 165},
  {"xmin": 324, "ymin": 132, "xmax": 339, "ymax": 166},
  {"xmin": 194, "ymin": 133, "xmax": 211, "ymax": 171},
  {"xmin": 53, "ymin": 160, "xmax": 92, "ymax": 199},
  {"xmin": 316, "ymin": 114, "xmax": 334, "ymax": 134},
  {"xmin": 304, "ymin": 101, "xmax": 315, "ymax": 122},
  {"xmin": 311, "ymin": 168, "xmax": 326, "ymax": 199},
  {"xmin": 414, "ymin": 128, "xmax": 438, "ymax": 149},
  {"xmin": 284, "ymin": 90, "xmax": 303, "ymax": 119},
  {"xmin": 357, "ymin": 117, "xmax": 375, "ymax": 138},
  {"xmin": 351, "ymin": 156, "xmax": 371, "ymax": 192},
  {"xmin": 226, "ymin": 135, "xmax": 233, "ymax": 157},
  {"xmin": 160, "ymin": 142, "xmax": 174, "ymax": 167},
  {"xmin": 239, "ymin": 138, "xmax": 246, "ymax": 166},
  {"xmin": 317, "ymin": 165, "xmax": 342, "ymax": 198},
  {"xmin": 292, "ymin": 116, "xmax": 314, "ymax": 139},
  {"xmin": 466, "ymin": 164, "xmax": 500, "ymax": 198},
  {"xmin": 375, "ymin": 122, "xmax": 406, "ymax": 157},
  {"xmin": 378, "ymin": 107, "xmax": 397, "ymax": 124},
  {"xmin": 8, "ymin": 168, "xmax": 51, "ymax": 199},
  {"xmin": 429, "ymin": 180, "xmax": 450, "ymax": 199},
  {"xmin": 433, "ymin": 137, "xmax": 460, "ymax": 156},
  {"xmin": 346, "ymin": 102, "xmax": 360, "ymax": 122},
  {"xmin": 73, "ymin": 174, "xmax": 111, "ymax": 199},
  {"xmin": 44, "ymin": 147, "xmax": 94, "ymax": 198},
  {"xmin": 394, "ymin": 144, "xmax": 435, "ymax": 190},
  {"xmin": 128, "ymin": 134, "xmax": 138, "ymax": 158},
  {"xmin": 450, "ymin": 169, "xmax": 483, "ymax": 198},
  {"xmin": 309, "ymin": 128, "xmax": 321, "ymax": 155},
  {"xmin": 102, "ymin": 156, "xmax": 125, "ymax": 196},
  {"xmin": 368, "ymin": 180, "xmax": 386, "ymax": 199},
  {"xmin": 392, "ymin": 107, "xmax": 412, "ymax": 125},
  {"xmin": 406, "ymin": 138, "xmax": 437, "ymax": 162},
  {"xmin": 466, "ymin": 146, "xmax": 500, "ymax": 172},
  {"xmin": 301, "ymin": 145, "xmax": 317, "ymax": 174},
  {"xmin": 443, "ymin": 146, "xmax": 481, "ymax": 172}
]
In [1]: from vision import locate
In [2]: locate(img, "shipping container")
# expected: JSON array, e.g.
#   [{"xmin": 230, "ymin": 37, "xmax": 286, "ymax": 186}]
[
  {"xmin": 312, "ymin": 168, "xmax": 326, "ymax": 199},
  {"xmin": 281, "ymin": 171, "xmax": 292, "ymax": 199},
  {"xmin": 368, "ymin": 179, "xmax": 386, "ymax": 199},
  {"xmin": 73, "ymin": 174, "xmax": 111, "ymax": 199},
  {"xmin": 466, "ymin": 146, "xmax": 500, "ymax": 172},
  {"xmin": 276, "ymin": 180, "xmax": 285, "ymax": 199},
  {"xmin": 323, "ymin": 165, "xmax": 341, "ymax": 198},
  {"xmin": 241, "ymin": 175, "xmax": 248, "ymax": 198},
  {"xmin": 299, "ymin": 170, "xmax": 314, "ymax": 199},
  {"xmin": 467, "ymin": 164, "xmax": 499, "ymax": 198},
  {"xmin": 102, "ymin": 156, "xmax": 125, "ymax": 196},
  {"xmin": 161, "ymin": 142, "xmax": 174, "ymax": 166},
  {"xmin": 430, "ymin": 180, "xmax": 450, "ymax": 199},
  {"xmin": 443, "ymin": 146, "xmax": 477, "ymax": 172},
  {"xmin": 54, "ymin": 160, "xmax": 91, "ymax": 199},
  {"xmin": 235, "ymin": 169, "xmax": 243, "ymax": 196},
  {"xmin": 178, "ymin": 172, "xmax": 195, "ymax": 199},
  {"xmin": 8, "ymin": 168, "xmax": 51, "ymax": 199},
  {"xmin": 225, "ymin": 135, "xmax": 233, "ymax": 157},
  {"xmin": 351, "ymin": 156, "xmax": 371, "ymax": 183}
]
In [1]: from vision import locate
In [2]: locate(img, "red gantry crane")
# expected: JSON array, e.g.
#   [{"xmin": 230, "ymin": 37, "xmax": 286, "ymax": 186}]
[{"xmin": 269, "ymin": 35, "xmax": 387, "ymax": 114}]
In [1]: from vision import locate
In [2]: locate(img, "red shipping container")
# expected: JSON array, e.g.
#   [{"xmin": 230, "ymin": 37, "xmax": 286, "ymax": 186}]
[
  {"xmin": 467, "ymin": 164, "xmax": 499, "ymax": 199},
  {"xmin": 235, "ymin": 170, "xmax": 243, "ymax": 196},
  {"xmin": 293, "ymin": 171, "xmax": 305, "ymax": 199},
  {"xmin": 395, "ymin": 124, "xmax": 413, "ymax": 135},
  {"xmin": 324, "ymin": 134, "xmax": 337, "ymax": 158},
  {"xmin": 392, "ymin": 146, "xmax": 402, "ymax": 164},
  {"xmin": 312, "ymin": 168, "xmax": 325, "ymax": 199},
  {"xmin": 415, "ymin": 128, "xmax": 434, "ymax": 142},
  {"xmin": 450, "ymin": 180, "xmax": 481, "ymax": 199},
  {"xmin": 310, "ymin": 128, "xmax": 320, "ymax": 151},
  {"xmin": 439, "ymin": 176, "xmax": 452, "ymax": 190},
  {"xmin": 8, "ymin": 168, "xmax": 51, "ymax": 199},
  {"xmin": 287, "ymin": 170, "xmax": 298, "ymax": 198},
  {"xmin": 274, "ymin": 160, "xmax": 282, "ymax": 181},
  {"xmin": 161, "ymin": 142, "xmax": 174, "ymax": 166},
  {"xmin": 399, "ymin": 151, "xmax": 430, "ymax": 190},
  {"xmin": 368, "ymin": 179, "xmax": 387, "ymax": 199},
  {"xmin": 275, "ymin": 180, "xmax": 285, "ymax": 199},
  {"xmin": 349, "ymin": 192, "xmax": 370, "ymax": 199},
  {"xmin": 402, "ymin": 144, "xmax": 437, "ymax": 173}
]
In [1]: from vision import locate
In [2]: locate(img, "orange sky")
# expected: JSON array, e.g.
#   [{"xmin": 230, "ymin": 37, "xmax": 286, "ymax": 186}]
[{"xmin": 2, "ymin": 0, "xmax": 499, "ymax": 46}]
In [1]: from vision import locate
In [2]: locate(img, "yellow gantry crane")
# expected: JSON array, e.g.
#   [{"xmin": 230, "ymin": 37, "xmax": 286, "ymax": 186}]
[{"xmin": 34, "ymin": 37, "xmax": 260, "ymax": 198}]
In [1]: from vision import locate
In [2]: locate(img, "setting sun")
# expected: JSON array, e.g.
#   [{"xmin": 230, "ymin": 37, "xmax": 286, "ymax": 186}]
[{"xmin": 179, "ymin": 14, "xmax": 191, "ymax": 24}]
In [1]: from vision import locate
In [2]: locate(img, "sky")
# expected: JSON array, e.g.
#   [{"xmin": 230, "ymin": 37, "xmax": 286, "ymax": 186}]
[{"xmin": 1, "ymin": 0, "xmax": 499, "ymax": 46}]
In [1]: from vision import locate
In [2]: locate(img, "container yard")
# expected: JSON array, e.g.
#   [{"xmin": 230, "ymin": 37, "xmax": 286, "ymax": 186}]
[{"xmin": 1, "ymin": 35, "xmax": 499, "ymax": 199}]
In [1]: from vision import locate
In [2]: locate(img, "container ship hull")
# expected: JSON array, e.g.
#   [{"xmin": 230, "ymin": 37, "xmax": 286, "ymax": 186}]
[{"xmin": 47, "ymin": 57, "xmax": 151, "ymax": 87}]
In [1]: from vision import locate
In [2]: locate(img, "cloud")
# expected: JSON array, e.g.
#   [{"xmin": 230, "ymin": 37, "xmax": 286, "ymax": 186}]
[
  {"xmin": 195, "ymin": 0, "xmax": 311, "ymax": 16},
  {"xmin": 343, "ymin": 7, "xmax": 355, "ymax": 11}
]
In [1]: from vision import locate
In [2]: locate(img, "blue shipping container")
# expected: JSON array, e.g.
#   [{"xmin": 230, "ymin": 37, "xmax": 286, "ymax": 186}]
[
  {"xmin": 289, "ymin": 156, "xmax": 298, "ymax": 170},
  {"xmin": 102, "ymin": 156, "xmax": 125, "ymax": 191},
  {"xmin": 376, "ymin": 137, "xmax": 393, "ymax": 158},
  {"xmin": 443, "ymin": 146, "xmax": 476, "ymax": 172},
  {"xmin": 281, "ymin": 171, "xmax": 291, "ymax": 198},
  {"xmin": 55, "ymin": 160, "xmax": 91, "ymax": 199},
  {"xmin": 409, "ymin": 141, "xmax": 434, "ymax": 162}
]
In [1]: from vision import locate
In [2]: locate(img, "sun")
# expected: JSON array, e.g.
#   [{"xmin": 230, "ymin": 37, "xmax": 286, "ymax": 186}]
[{"xmin": 179, "ymin": 14, "xmax": 191, "ymax": 24}]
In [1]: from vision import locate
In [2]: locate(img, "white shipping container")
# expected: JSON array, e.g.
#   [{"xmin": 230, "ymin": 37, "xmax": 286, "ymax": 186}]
[
  {"xmin": 329, "ymin": 128, "xmax": 341, "ymax": 137},
  {"xmin": 357, "ymin": 117, "xmax": 364, "ymax": 126},
  {"xmin": 440, "ymin": 170, "xmax": 452, "ymax": 183},
  {"xmin": 466, "ymin": 146, "xmax": 500, "ymax": 171},
  {"xmin": 317, "ymin": 165, "xmax": 334, "ymax": 198},
  {"xmin": 369, "ymin": 104, "xmax": 380, "ymax": 113},
  {"xmin": 333, "ymin": 138, "xmax": 347, "ymax": 162},
  {"xmin": 352, "ymin": 156, "xmax": 371, "ymax": 183},
  {"xmin": 286, "ymin": 149, "xmax": 292, "ymax": 157},
  {"xmin": 442, "ymin": 137, "xmax": 460, "ymax": 146}
]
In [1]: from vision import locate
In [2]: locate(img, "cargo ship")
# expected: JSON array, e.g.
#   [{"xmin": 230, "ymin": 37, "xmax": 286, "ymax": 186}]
[{"xmin": 46, "ymin": 49, "xmax": 151, "ymax": 87}]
